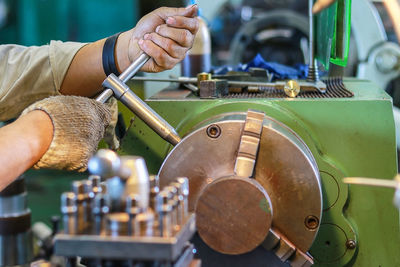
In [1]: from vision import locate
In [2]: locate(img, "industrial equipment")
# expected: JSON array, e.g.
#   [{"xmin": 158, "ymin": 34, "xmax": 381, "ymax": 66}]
[
  {"xmin": 114, "ymin": 74, "xmax": 398, "ymax": 267},
  {"xmin": 53, "ymin": 150, "xmax": 197, "ymax": 267}
]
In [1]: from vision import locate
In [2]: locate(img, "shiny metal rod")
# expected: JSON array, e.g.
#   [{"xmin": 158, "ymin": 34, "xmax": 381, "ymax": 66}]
[
  {"xmin": 103, "ymin": 74, "xmax": 181, "ymax": 145},
  {"xmin": 131, "ymin": 76, "xmax": 285, "ymax": 88},
  {"xmin": 96, "ymin": 53, "xmax": 150, "ymax": 103},
  {"xmin": 307, "ymin": 0, "xmax": 319, "ymax": 81},
  {"xmin": 120, "ymin": 53, "xmax": 150, "ymax": 83},
  {"xmin": 343, "ymin": 177, "xmax": 398, "ymax": 189},
  {"xmin": 96, "ymin": 53, "xmax": 181, "ymax": 146}
]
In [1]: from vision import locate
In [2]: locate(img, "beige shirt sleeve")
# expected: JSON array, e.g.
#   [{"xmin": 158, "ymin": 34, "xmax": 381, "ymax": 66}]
[{"xmin": 0, "ymin": 40, "xmax": 86, "ymax": 121}]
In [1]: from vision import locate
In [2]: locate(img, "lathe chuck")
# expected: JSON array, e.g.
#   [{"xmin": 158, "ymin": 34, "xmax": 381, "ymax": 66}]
[{"xmin": 158, "ymin": 111, "xmax": 322, "ymax": 258}]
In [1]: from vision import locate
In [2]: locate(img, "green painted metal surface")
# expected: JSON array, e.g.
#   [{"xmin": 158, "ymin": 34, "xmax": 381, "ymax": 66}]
[
  {"xmin": 0, "ymin": 0, "xmax": 139, "ymax": 45},
  {"xmin": 115, "ymin": 78, "xmax": 399, "ymax": 266}
]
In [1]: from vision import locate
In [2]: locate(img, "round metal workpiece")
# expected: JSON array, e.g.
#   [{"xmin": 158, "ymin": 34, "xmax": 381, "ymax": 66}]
[
  {"xmin": 106, "ymin": 213, "xmax": 129, "ymax": 236},
  {"xmin": 159, "ymin": 113, "xmax": 322, "ymax": 253},
  {"xmin": 284, "ymin": 80, "xmax": 300, "ymax": 98},
  {"xmin": 196, "ymin": 177, "xmax": 272, "ymax": 255}
]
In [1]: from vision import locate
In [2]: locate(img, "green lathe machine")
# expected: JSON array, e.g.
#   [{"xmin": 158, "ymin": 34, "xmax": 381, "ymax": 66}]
[
  {"xmin": 114, "ymin": 77, "xmax": 398, "ymax": 267},
  {"xmin": 112, "ymin": 0, "xmax": 400, "ymax": 265}
]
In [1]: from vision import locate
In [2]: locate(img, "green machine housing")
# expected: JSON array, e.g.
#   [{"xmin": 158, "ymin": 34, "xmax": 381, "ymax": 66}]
[{"xmin": 113, "ymin": 78, "xmax": 399, "ymax": 266}]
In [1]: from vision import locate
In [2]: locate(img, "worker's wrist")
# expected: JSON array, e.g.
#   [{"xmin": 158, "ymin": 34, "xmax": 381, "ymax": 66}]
[
  {"xmin": 17, "ymin": 110, "xmax": 54, "ymax": 164},
  {"xmin": 115, "ymin": 29, "xmax": 137, "ymax": 73}
]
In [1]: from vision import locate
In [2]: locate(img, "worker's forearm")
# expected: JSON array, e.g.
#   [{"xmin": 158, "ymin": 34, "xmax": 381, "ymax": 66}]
[
  {"xmin": 0, "ymin": 110, "xmax": 53, "ymax": 190},
  {"xmin": 60, "ymin": 30, "xmax": 132, "ymax": 97},
  {"xmin": 59, "ymin": 39, "xmax": 107, "ymax": 97}
]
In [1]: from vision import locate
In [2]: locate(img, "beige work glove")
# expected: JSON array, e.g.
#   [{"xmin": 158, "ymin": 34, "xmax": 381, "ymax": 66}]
[
  {"xmin": 103, "ymin": 97, "xmax": 120, "ymax": 150},
  {"xmin": 21, "ymin": 95, "xmax": 111, "ymax": 172}
]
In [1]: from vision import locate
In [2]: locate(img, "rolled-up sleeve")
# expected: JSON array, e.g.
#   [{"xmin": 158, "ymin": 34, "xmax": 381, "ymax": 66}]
[{"xmin": 0, "ymin": 41, "xmax": 86, "ymax": 121}]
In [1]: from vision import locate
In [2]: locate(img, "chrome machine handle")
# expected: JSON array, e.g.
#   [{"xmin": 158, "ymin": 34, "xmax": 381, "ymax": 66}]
[{"xmin": 96, "ymin": 53, "xmax": 181, "ymax": 146}]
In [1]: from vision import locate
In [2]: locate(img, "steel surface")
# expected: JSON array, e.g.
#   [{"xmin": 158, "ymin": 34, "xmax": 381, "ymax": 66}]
[{"xmin": 158, "ymin": 114, "xmax": 322, "ymax": 254}]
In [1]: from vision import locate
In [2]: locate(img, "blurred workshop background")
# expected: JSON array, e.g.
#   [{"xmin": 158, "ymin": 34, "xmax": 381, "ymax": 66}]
[{"xmin": 1, "ymin": 0, "xmax": 398, "ymax": 96}]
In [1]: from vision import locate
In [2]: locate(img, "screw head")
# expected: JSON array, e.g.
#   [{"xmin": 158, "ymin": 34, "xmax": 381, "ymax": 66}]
[
  {"xmin": 304, "ymin": 215, "xmax": 319, "ymax": 230},
  {"xmin": 206, "ymin": 125, "xmax": 221, "ymax": 138},
  {"xmin": 346, "ymin": 239, "xmax": 356, "ymax": 249}
]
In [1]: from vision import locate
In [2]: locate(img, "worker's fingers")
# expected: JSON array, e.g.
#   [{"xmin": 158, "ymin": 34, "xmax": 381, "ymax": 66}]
[
  {"xmin": 138, "ymin": 39, "xmax": 179, "ymax": 71},
  {"xmin": 312, "ymin": 0, "xmax": 337, "ymax": 14},
  {"xmin": 155, "ymin": 5, "xmax": 198, "ymax": 20},
  {"xmin": 166, "ymin": 16, "xmax": 199, "ymax": 35},
  {"xmin": 144, "ymin": 33, "xmax": 186, "ymax": 59},
  {"xmin": 155, "ymin": 24, "xmax": 194, "ymax": 48}
]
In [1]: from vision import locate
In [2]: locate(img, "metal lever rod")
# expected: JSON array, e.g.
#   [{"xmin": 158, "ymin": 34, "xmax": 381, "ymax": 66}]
[
  {"xmin": 343, "ymin": 177, "xmax": 398, "ymax": 189},
  {"xmin": 130, "ymin": 76, "xmax": 325, "ymax": 94},
  {"xmin": 120, "ymin": 53, "xmax": 150, "ymax": 83},
  {"xmin": 96, "ymin": 53, "xmax": 181, "ymax": 146},
  {"xmin": 96, "ymin": 53, "xmax": 150, "ymax": 103}
]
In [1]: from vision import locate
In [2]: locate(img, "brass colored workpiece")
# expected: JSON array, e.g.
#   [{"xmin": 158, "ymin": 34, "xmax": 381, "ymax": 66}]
[
  {"xmin": 197, "ymin": 72, "xmax": 212, "ymax": 88},
  {"xmin": 284, "ymin": 80, "xmax": 301, "ymax": 98}
]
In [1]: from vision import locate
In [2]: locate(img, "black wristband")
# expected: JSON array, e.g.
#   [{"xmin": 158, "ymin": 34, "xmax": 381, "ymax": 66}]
[{"xmin": 102, "ymin": 32, "xmax": 122, "ymax": 76}]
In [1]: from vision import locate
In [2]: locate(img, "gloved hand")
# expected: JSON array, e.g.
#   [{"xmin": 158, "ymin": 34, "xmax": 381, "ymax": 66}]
[
  {"xmin": 116, "ymin": 5, "xmax": 199, "ymax": 73},
  {"xmin": 313, "ymin": 0, "xmax": 337, "ymax": 13},
  {"xmin": 21, "ymin": 95, "xmax": 111, "ymax": 171}
]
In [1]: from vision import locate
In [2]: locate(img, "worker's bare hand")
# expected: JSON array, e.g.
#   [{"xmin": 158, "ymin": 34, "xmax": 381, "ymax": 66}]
[
  {"xmin": 116, "ymin": 5, "xmax": 199, "ymax": 73},
  {"xmin": 312, "ymin": 0, "xmax": 337, "ymax": 14}
]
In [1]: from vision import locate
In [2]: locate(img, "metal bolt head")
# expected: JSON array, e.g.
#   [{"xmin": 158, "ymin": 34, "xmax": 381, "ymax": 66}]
[
  {"xmin": 71, "ymin": 181, "xmax": 84, "ymax": 201},
  {"xmin": 206, "ymin": 124, "xmax": 221, "ymax": 138},
  {"xmin": 375, "ymin": 50, "xmax": 399, "ymax": 73},
  {"xmin": 304, "ymin": 215, "xmax": 319, "ymax": 230},
  {"xmin": 61, "ymin": 192, "xmax": 77, "ymax": 214},
  {"xmin": 346, "ymin": 239, "xmax": 356, "ymax": 249},
  {"xmin": 284, "ymin": 80, "xmax": 300, "ymax": 98},
  {"xmin": 93, "ymin": 193, "xmax": 109, "ymax": 215},
  {"xmin": 150, "ymin": 175, "xmax": 160, "ymax": 195},
  {"xmin": 177, "ymin": 177, "xmax": 189, "ymax": 197},
  {"xmin": 159, "ymin": 190, "xmax": 172, "ymax": 213},
  {"xmin": 83, "ymin": 179, "xmax": 93, "ymax": 193},
  {"xmin": 89, "ymin": 175, "xmax": 101, "ymax": 187},
  {"xmin": 126, "ymin": 194, "xmax": 142, "ymax": 215}
]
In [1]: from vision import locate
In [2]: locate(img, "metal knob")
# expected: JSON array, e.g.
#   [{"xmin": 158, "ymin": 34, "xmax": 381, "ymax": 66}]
[{"xmin": 88, "ymin": 149, "xmax": 131, "ymax": 179}]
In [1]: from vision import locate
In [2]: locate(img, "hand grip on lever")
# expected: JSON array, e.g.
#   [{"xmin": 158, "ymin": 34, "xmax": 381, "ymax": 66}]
[{"xmin": 96, "ymin": 53, "xmax": 181, "ymax": 146}]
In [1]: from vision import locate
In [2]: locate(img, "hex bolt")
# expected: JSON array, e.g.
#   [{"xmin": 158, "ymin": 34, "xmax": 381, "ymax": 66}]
[
  {"xmin": 92, "ymin": 193, "xmax": 109, "ymax": 235},
  {"xmin": 72, "ymin": 181, "xmax": 86, "ymax": 233},
  {"xmin": 89, "ymin": 175, "xmax": 102, "ymax": 195},
  {"xmin": 106, "ymin": 213, "xmax": 129, "ymax": 237},
  {"xmin": 171, "ymin": 182, "xmax": 185, "ymax": 229},
  {"xmin": 61, "ymin": 192, "xmax": 78, "ymax": 235},
  {"xmin": 206, "ymin": 124, "xmax": 221, "ymax": 138},
  {"xmin": 136, "ymin": 209, "xmax": 154, "ymax": 237},
  {"xmin": 158, "ymin": 190, "xmax": 172, "ymax": 237},
  {"xmin": 177, "ymin": 177, "xmax": 189, "ymax": 220},
  {"xmin": 165, "ymin": 186, "xmax": 178, "ymax": 232},
  {"xmin": 149, "ymin": 175, "xmax": 160, "ymax": 213},
  {"xmin": 126, "ymin": 194, "xmax": 142, "ymax": 236},
  {"xmin": 83, "ymin": 179, "xmax": 95, "ymax": 225},
  {"xmin": 304, "ymin": 215, "xmax": 319, "ymax": 230}
]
